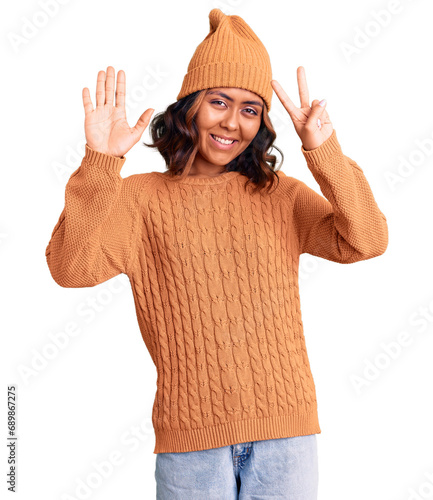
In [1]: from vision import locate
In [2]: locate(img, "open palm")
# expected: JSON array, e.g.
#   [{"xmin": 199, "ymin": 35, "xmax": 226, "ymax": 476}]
[
  {"xmin": 82, "ymin": 66, "xmax": 154, "ymax": 158},
  {"xmin": 271, "ymin": 66, "xmax": 333, "ymax": 151}
]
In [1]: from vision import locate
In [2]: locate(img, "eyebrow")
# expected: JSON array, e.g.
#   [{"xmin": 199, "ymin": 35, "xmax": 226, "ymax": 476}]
[{"xmin": 206, "ymin": 90, "xmax": 264, "ymax": 108}]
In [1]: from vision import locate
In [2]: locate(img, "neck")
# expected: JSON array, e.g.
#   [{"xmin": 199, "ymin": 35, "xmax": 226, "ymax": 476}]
[{"xmin": 189, "ymin": 151, "xmax": 227, "ymax": 177}]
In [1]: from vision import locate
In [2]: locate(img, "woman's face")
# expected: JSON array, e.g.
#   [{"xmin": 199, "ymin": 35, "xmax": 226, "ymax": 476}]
[{"xmin": 193, "ymin": 87, "xmax": 264, "ymax": 171}]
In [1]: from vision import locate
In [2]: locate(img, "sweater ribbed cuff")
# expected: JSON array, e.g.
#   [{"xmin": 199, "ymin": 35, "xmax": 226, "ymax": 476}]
[
  {"xmin": 84, "ymin": 143, "xmax": 126, "ymax": 174},
  {"xmin": 300, "ymin": 128, "xmax": 341, "ymax": 167}
]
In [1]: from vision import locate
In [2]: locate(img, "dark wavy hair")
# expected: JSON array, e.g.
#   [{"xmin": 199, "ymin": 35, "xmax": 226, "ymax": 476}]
[{"xmin": 142, "ymin": 89, "xmax": 284, "ymax": 194}]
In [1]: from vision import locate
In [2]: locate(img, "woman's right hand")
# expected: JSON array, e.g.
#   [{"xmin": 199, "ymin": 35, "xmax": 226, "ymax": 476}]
[{"xmin": 82, "ymin": 66, "xmax": 154, "ymax": 158}]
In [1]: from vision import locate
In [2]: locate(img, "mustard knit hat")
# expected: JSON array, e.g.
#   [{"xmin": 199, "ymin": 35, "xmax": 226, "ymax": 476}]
[{"xmin": 177, "ymin": 8, "xmax": 273, "ymax": 111}]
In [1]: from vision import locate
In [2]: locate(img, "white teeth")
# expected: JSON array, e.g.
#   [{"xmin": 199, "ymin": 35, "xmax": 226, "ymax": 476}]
[{"xmin": 212, "ymin": 134, "xmax": 234, "ymax": 145}]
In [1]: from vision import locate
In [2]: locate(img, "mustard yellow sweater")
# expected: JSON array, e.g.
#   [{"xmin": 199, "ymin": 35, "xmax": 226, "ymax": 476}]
[{"xmin": 45, "ymin": 129, "xmax": 388, "ymax": 454}]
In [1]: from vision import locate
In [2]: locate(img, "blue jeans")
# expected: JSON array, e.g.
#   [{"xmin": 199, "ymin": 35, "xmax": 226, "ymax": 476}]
[{"xmin": 155, "ymin": 433, "xmax": 318, "ymax": 499}]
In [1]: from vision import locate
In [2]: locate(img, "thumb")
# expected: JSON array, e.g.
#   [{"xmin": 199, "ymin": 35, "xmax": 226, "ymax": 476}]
[
  {"xmin": 306, "ymin": 99, "xmax": 327, "ymax": 129},
  {"xmin": 132, "ymin": 108, "xmax": 155, "ymax": 140}
]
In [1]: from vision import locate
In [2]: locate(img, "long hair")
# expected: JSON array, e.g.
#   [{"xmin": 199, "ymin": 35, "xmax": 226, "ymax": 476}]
[{"xmin": 142, "ymin": 89, "xmax": 284, "ymax": 195}]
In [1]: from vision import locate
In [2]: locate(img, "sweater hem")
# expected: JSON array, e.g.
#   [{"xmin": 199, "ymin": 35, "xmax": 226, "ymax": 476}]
[{"xmin": 153, "ymin": 410, "xmax": 321, "ymax": 454}]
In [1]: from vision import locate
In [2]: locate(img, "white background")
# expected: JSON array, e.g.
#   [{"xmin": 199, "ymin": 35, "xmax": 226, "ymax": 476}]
[{"xmin": 2, "ymin": 0, "xmax": 433, "ymax": 499}]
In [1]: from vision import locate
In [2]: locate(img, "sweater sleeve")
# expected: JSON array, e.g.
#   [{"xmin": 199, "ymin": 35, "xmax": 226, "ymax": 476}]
[
  {"xmin": 45, "ymin": 144, "xmax": 142, "ymax": 287},
  {"xmin": 290, "ymin": 129, "xmax": 388, "ymax": 263}
]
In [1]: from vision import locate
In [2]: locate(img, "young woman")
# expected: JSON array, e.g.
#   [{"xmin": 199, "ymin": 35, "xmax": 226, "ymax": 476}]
[{"xmin": 45, "ymin": 8, "xmax": 388, "ymax": 499}]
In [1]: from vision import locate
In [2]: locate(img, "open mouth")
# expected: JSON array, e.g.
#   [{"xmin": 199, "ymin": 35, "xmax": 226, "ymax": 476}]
[{"xmin": 210, "ymin": 134, "xmax": 238, "ymax": 149}]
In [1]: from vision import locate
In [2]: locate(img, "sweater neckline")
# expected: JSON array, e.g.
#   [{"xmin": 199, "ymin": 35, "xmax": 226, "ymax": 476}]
[{"xmin": 152, "ymin": 170, "xmax": 241, "ymax": 185}]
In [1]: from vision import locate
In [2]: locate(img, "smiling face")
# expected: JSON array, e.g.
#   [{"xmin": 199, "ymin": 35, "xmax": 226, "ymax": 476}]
[{"xmin": 191, "ymin": 87, "xmax": 264, "ymax": 176}]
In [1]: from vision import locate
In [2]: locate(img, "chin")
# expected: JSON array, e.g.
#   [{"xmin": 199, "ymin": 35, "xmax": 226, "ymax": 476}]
[
  {"xmin": 199, "ymin": 148, "xmax": 231, "ymax": 165},
  {"xmin": 207, "ymin": 154, "xmax": 231, "ymax": 165}
]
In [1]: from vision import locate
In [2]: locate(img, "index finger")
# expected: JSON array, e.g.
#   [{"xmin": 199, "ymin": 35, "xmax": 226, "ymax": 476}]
[{"xmin": 271, "ymin": 79, "xmax": 297, "ymax": 119}]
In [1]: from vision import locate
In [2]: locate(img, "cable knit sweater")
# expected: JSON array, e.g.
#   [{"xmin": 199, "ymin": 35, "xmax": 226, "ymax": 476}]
[{"xmin": 45, "ymin": 129, "xmax": 388, "ymax": 454}]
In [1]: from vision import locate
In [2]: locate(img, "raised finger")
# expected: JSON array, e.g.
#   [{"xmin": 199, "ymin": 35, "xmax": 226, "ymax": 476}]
[
  {"xmin": 115, "ymin": 70, "xmax": 126, "ymax": 109},
  {"xmin": 297, "ymin": 66, "xmax": 310, "ymax": 108},
  {"xmin": 82, "ymin": 87, "xmax": 94, "ymax": 115},
  {"xmin": 95, "ymin": 70, "xmax": 106, "ymax": 108},
  {"xmin": 271, "ymin": 80, "xmax": 297, "ymax": 120},
  {"xmin": 105, "ymin": 66, "xmax": 115, "ymax": 106}
]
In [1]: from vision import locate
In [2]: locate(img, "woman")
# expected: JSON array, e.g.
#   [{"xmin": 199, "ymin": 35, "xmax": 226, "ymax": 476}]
[{"xmin": 45, "ymin": 8, "xmax": 388, "ymax": 499}]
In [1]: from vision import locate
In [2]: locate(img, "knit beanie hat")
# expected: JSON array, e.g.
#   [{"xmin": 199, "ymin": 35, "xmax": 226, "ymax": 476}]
[{"xmin": 177, "ymin": 8, "xmax": 273, "ymax": 112}]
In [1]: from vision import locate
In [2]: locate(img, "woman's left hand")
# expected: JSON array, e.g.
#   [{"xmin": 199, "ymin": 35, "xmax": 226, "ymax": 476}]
[{"xmin": 271, "ymin": 66, "xmax": 334, "ymax": 151}]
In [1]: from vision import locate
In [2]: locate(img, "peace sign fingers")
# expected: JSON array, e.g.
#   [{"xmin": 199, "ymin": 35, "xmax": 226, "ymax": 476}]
[{"xmin": 270, "ymin": 65, "xmax": 334, "ymax": 150}]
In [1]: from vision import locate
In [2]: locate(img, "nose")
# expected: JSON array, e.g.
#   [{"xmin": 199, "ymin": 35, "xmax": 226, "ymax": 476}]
[{"xmin": 220, "ymin": 107, "xmax": 239, "ymax": 131}]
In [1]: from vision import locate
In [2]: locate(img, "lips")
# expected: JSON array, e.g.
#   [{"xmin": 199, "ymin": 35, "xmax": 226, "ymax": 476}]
[
  {"xmin": 211, "ymin": 134, "xmax": 237, "ymax": 142},
  {"xmin": 209, "ymin": 133, "xmax": 238, "ymax": 150}
]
